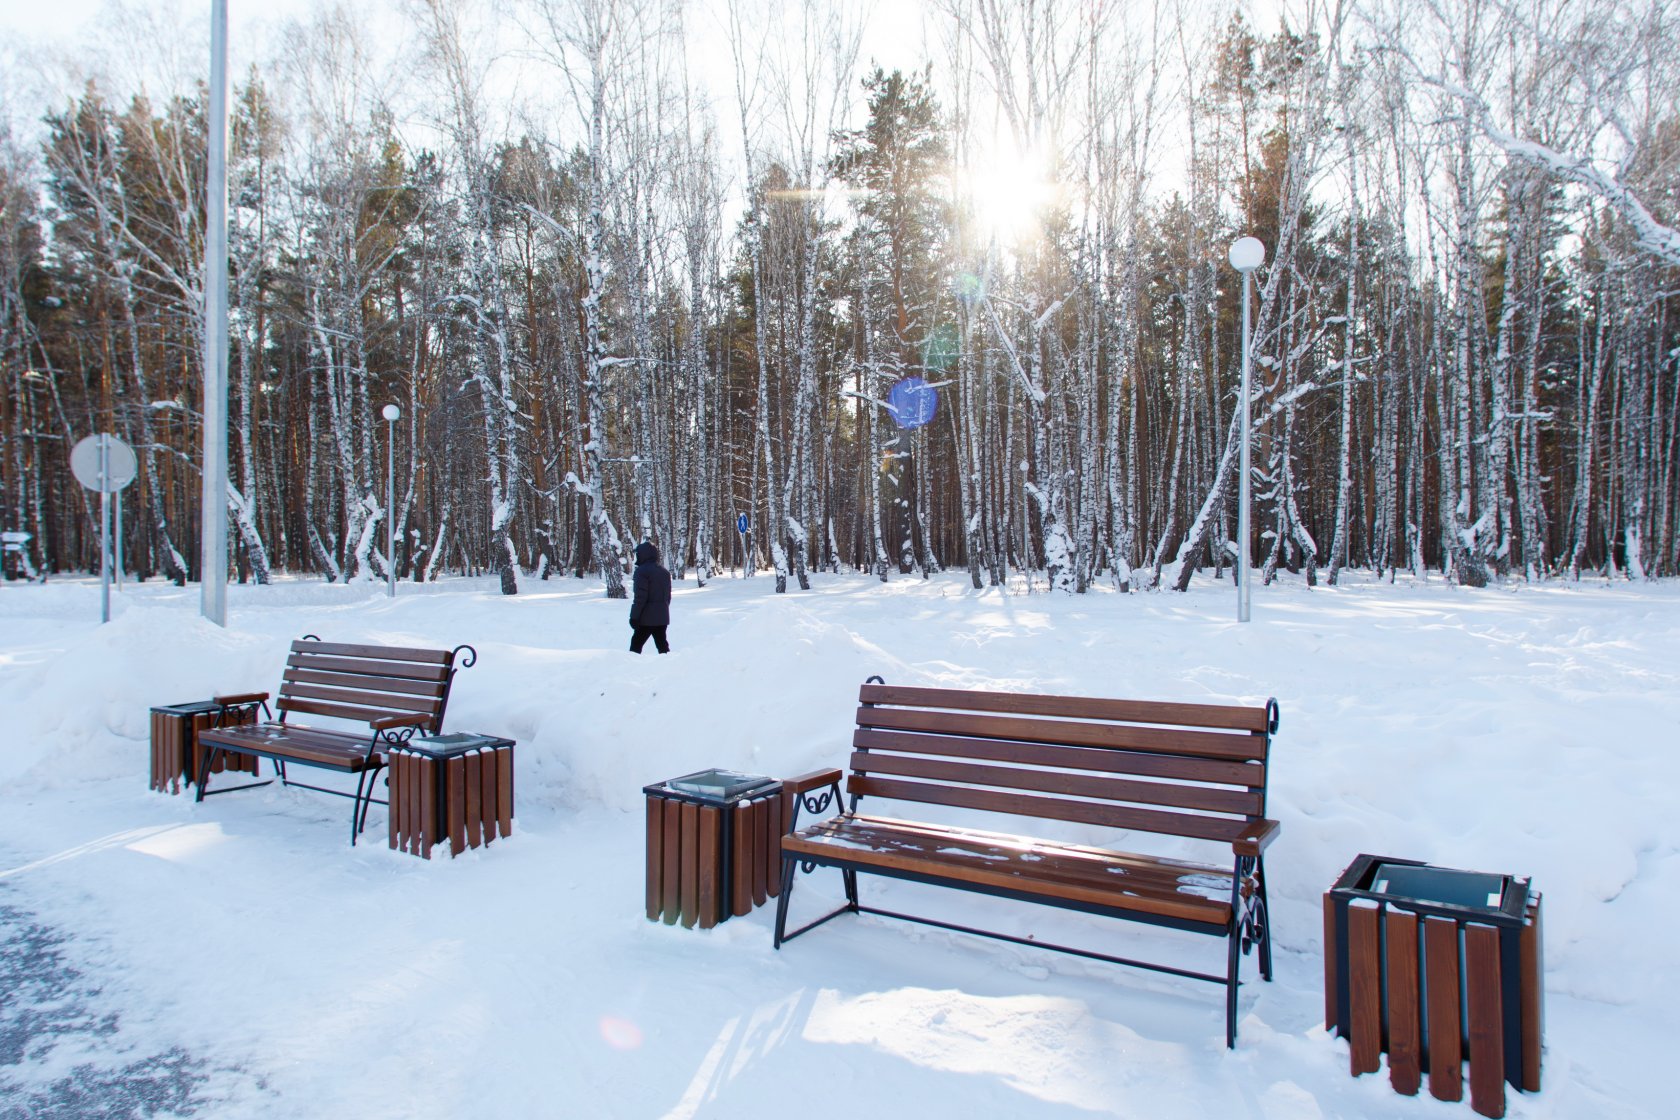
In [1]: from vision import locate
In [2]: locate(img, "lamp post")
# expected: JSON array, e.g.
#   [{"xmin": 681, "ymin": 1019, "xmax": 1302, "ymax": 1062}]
[
  {"xmin": 1228, "ymin": 236, "xmax": 1266, "ymax": 623},
  {"xmin": 383, "ymin": 404, "xmax": 400, "ymax": 598}
]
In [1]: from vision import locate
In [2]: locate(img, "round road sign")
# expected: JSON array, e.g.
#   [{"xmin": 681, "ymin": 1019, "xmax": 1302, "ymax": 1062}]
[{"xmin": 70, "ymin": 434, "xmax": 139, "ymax": 493}]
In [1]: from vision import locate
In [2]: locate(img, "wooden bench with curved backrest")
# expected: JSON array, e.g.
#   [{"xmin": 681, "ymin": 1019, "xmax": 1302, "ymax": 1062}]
[
  {"xmin": 774, "ymin": 680, "xmax": 1280, "ymax": 1047},
  {"xmin": 195, "ymin": 636, "xmax": 477, "ymax": 844}
]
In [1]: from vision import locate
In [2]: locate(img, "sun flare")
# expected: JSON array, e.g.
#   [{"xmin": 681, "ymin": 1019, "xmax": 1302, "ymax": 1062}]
[{"xmin": 961, "ymin": 140, "xmax": 1062, "ymax": 245}]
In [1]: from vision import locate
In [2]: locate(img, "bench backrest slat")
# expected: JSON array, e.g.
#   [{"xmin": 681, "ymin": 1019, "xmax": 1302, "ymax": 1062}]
[
  {"xmin": 282, "ymin": 682, "xmax": 443, "ymax": 716},
  {"xmin": 290, "ymin": 639, "xmax": 451, "ymax": 664},
  {"xmin": 284, "ymin": 668, "xmax": 447, "ymax": 699},
  {"xmin": 276, "ymin": 640, "xmax": 463, "ymax": 732},
  {"xmin": 279, "ymin": 697, "xmax": 414, "ymax": 726},
  {"xmin": 283, "ymin": 653, "xmax": 451, "ymax": 683},
  {"xmin": 849, "ymin": 775, "xmax": 1249, "ymax": 845},
  {"xmin": 847, "ymin": 750, "xmax": 1264, "ymax": 817},
  {"xmin": 850, "ymin": 683, "xmax": 1275, "ymax": 844},
  {"xmin": 856, "ymin": 706, "xmax": 1265, "ymax": 763},
  {"xmin": 853, "ymin": 727, "xmax": 1264, "ymax": 788},
  {"xmin": 861, "ymin": 683, "xmax": 1270, "ymax": 733}
]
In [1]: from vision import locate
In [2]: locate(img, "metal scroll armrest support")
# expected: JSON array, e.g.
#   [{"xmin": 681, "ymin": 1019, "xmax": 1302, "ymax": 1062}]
[
  {"xmin": 371, "ymin": 712, "xmax": 432, "ymax": 732},
  {"xmin": 774, "ymin": 767, "xmax": 853, "ymax": 949},
  {"xmin": 212, "ymin": 692, "xmax": 272, "ymax": 726},
  {"xmin": 782, "ymin": 768, "xmax": 844, "ymax": 833}
]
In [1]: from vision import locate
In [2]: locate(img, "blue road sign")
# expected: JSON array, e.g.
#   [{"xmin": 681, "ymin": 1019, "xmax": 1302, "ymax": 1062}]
[
  {"xmin": 737, "ymin": 513, "xmax": 750, "ymax": 534},
  {"xmin": 888, "ymin": 377, "xmax": 938, "ymax": 430}
]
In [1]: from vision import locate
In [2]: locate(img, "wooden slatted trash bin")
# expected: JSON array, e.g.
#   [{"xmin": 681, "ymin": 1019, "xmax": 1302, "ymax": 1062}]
[
  {"xmin": 148, "ymin": 700, "xmax": 261, "ymax": 794},
  {"xmin": 1326, "ymin": 854, "xmax": 1543, "ymax": 1119},
  {"xmin": 644, "ymin": 770, "xmax": 787, "ymax": 930},
  {"xmin": 387, "ymin": 733, "xmax": 516, "ymax": 859}
]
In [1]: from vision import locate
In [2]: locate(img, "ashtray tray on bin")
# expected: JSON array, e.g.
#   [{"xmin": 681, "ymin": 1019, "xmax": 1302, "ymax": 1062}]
[
  {"xmin": 1326, "ymin": 854, "xmax": 1543, "ymax": 1119},
  {"xmin": 663, "ymin": 768, "xmax": 777, "ymax": 802},
  {"xmin": 644, "ymin": 770, "xmax": 786, "ymax": 929}
]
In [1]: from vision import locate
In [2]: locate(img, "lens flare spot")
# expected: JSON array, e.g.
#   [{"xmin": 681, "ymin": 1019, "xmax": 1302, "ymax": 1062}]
[{"xmin": 599, "ymin": 1015, "xmax": 644, "ymax": 1050}]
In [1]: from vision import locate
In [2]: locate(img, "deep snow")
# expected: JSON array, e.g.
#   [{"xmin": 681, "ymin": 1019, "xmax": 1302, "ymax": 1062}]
[{"xmin": 0, "ymin": 569, "xmax": 1675, "ymax": 1118}]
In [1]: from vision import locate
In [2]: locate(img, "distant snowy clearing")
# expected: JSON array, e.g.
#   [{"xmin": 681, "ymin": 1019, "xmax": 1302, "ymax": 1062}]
[{"xmin": 0, "ymin": 571, "xmax": 1674, "ymax": 1118}]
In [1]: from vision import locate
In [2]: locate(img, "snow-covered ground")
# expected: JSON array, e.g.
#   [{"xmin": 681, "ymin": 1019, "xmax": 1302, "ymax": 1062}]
[{"xmin": 0, "ymin": 569, "xmax": 1675, "ymax": 1119}]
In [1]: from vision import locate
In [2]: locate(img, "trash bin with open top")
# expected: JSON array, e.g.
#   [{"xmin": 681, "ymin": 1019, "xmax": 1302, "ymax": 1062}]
[
  {"xmin": 644, "ymin": 769, "xmax": 787, "ymax": 929},
  {"xmin": 1325, "ymin": 853, "xmax": 1543, "ymax": 1119}
]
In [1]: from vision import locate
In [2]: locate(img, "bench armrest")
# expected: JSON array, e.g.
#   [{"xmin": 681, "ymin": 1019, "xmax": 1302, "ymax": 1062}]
[
  {"xmin": 783, "ymin": 768, "xmax": 843, "ymax": 796},
  {"xmin": 1233, "ymin": 818, "xmax": 1281, "ymax": 857},
  {"xmin": 372, "ymin": 713, "xmax": 433, "ymax": 731},
  {"xmin": 214, "ymin": 691, "xmax": 269, "ymax": 707}
]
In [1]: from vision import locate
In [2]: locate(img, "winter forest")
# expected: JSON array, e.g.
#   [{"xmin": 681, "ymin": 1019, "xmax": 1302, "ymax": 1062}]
[{"xmin": 2, "ymin": 0, "xmax": 1677, "ymax": 599}]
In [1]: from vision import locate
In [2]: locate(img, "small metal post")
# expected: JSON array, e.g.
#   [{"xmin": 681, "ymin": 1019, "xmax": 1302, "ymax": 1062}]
[
  {"xmin": 383, "ymin": 404, "xmax": 400, "ymax": 598},
  {"xmin": 100, "ymin": 436, "xmax": 111, "ymax": 624},
  {"xmin": 114, "ymin": 485, "xmax": 123, "ymax": 589}
]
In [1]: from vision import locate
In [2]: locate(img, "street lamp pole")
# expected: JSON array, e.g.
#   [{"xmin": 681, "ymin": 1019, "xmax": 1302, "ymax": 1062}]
[
  {"xmin": 383, "ymin": 404, "xmax": 400, "ymax": 598},
  {"xmin": 1228, "ymin": 236, "xmax": 1266, "ymax": 623},
  {"xmin": 200, "ymin": 0, "xmax": 229, "ymax": 626}
]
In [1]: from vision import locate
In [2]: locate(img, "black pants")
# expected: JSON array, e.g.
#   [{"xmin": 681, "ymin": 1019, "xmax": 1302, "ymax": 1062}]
[{"xmin": 630, "ymin": 625, "xmax": 669, "ymax": 654}]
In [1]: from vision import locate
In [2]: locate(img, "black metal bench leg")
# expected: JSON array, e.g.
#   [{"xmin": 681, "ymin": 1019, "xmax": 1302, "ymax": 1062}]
[
  {"xmin": 355, "ymin": 764, "xmax": 383, "ymax": 838},
  {"xmin": 773, "ymin": 856, "xmax": 796, "ymax": 949},
  {"xmin": 1225, "ymin": 927, "xmax": 1242, "ymax": 1048},
  {"xmin": 194, "ymin": 746, "xmax": 222, "ymax": 802},
  {"xmin": 1256, "ymin": 859, "xmax": 1274, "ymax": 982},
  {"xmin": 843, "ymin": 868, "xmax": 859, "ymax": 912},
  {"xmin": 350, "ymin": 770, "xmax": 371, "ymax": 846}
]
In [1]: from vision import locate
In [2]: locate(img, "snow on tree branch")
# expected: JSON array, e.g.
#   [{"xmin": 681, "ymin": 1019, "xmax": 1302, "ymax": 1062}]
[{"xmin": 1400, "ymin": 62, "xmax": 1680, "ymax": 268}]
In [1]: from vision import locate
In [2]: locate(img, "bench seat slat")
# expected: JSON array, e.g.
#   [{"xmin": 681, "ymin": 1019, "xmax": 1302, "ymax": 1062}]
[
  {"xmin": 809, "ymin": 815, "xmax": 1243, "ymax": 899},
  {"xmin": 201, "ymin": 723, "xmax": 367, "ymax": 752},
  {"xmin": 853, "ymin": 727, "xmax": 1264, "ymax": 788},
  {"xmin": 284, "ymin": 653, "xmax": 452, "ymax": 683},
  {"xmin": 861, "ymin": 684, "xmax": 1271, "ymax": 733},
  {"xmin": 856, "ymin": 707, "xmax": 1267, "ymax": 762},
  {"xmin": 279, "ymin": 681, "xmax": 442, "ymax": 715},
  {"xmin": 784, "ymin": 814, "xmax": 1236, "ymax": 926},
  {"xmin": 849, "ymin": 774, "xmax": 1252, "ymax": 845},
  {"xmin": 291, "ymin": 640, "xmax": 452, "ymax": 664},
  {"xmin": 198, "ymin": 723, "xmax": 376, "ymax": 770},
  {"xmin": 284, "ymin": 668, "xmax": 447, "ymax": 698},
  {"xmin": 848, "ymin": 750, "xmax": 1264, "ymax": 817}
]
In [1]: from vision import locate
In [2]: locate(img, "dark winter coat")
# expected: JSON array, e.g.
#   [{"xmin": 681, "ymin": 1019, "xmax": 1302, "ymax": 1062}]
[{"xmin": 630, "ymin": 542, "xmax": 672, "ymax": 628}]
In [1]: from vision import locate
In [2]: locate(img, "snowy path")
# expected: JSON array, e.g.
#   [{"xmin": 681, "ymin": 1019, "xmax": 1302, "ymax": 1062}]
[{"xmin": 0, "ymin": 881, "xmax": 214, "ymax": 1118}]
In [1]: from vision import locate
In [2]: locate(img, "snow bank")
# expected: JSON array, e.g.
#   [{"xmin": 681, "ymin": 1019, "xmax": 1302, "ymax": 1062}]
[{"xmin": 0, "ymin": 571, "xmax": 1675, "ymax": 1118}]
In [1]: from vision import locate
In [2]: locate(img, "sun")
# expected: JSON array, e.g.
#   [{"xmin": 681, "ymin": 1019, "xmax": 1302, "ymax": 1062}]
[{"xmin": 960, "ymin": 138, "xmax": 1063, "ymax": 246}]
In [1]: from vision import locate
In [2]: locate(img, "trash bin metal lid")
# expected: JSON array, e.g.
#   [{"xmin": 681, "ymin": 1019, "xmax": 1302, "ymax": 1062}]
[
  {"xmin": 406, "ymin": 732, "xmax": 516, "ymax": 759},
  {"xmin": 150, "ymin": 700, "xmax": 227, "ymax": 716},
  {"xmin": 645, "ymin": 768, "xmax": 779, "ymax": 805},
  {"xmin": 1330, "ymin": 853, "xmax": 1531, "ymax": 927}
]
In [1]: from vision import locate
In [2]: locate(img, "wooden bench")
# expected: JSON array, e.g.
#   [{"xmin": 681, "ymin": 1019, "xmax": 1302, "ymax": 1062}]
[
  {"xmin": 774, "ymin": 680, "xmax": 1281, "ymax": 1047},
  {"xmin": 195, "ymin": 636, "xmax": 477, "ymax": 844}
]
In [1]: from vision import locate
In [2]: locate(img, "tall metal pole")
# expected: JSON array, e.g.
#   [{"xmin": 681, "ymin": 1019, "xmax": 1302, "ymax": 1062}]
[
  {"xmin": 1237, "ymin": 269, "xmax": 1253, "ymax": 623},
  {"xmin": 1229, "ymin": 235, "xmax": 1264, "ymax": 623},
  {"xmin": 200, "ymin": 0, "xmax": 230, "ymax": 626}
]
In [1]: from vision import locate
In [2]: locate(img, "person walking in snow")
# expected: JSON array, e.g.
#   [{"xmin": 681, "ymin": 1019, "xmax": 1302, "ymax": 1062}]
[{"xmin": 629, "ymin": 541, "xmax": 672, "ymax": 654}]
